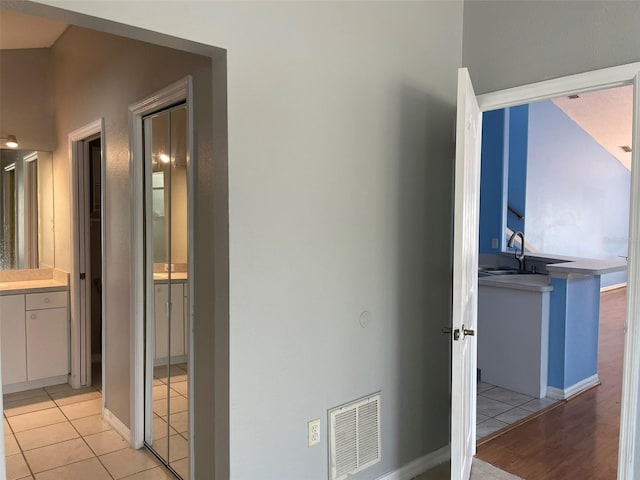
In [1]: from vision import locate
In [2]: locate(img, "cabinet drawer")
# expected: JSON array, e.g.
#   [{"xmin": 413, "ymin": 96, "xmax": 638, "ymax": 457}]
[{"xmin": 25, "ymin": 291, "xmax": 68, "ymax": 310}]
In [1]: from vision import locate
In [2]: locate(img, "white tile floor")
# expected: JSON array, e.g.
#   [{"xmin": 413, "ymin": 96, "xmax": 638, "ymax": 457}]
[
  {"xmin": 3, "ymin": 383, "xmax": 176, "ymax": 480},
  {"xmin": 476, "ymin": 381, "xmax": 559, "ymax": 441}
]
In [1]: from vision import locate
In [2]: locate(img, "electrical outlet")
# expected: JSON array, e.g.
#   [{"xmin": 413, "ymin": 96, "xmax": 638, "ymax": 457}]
[
  {"xmin": 308, "ymin": 419, "xmax": 320, "ymax": 447},
  {"xmin": 491, "ymin": 238, "xmax": 499, "ymax": 249}
]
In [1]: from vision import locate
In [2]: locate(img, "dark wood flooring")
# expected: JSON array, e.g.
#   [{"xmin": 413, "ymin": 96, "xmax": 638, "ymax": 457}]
[{"xmin": 476, "ymin": 287, "xmax": 626, "ymax": 479}]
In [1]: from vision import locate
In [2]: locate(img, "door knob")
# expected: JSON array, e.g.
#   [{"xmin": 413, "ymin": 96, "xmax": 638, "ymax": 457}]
[{"xmin": 463, "ymin": 326, "xmax": 475, "ymax": 337}]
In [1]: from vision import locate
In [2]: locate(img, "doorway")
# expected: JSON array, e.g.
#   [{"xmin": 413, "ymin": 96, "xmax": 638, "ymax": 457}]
[
  {"xmin": 143, "ymin": 102, "xmax": 190, "ymax": 479},
  {"xmin": 69, "ymin": 119, "xmax": 105, "ymax": 394},
  {"xmin": 450, "ymin": 63, "xmax": 640, "ymax": 480},
  {"xmin": 475, "ymin": 84, "xmax": 631, "ymax": 444}
]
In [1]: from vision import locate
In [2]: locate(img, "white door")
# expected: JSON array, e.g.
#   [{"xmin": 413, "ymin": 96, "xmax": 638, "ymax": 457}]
[{"xmin": 450, "ymin": 68, "xmax": 482, "ymax": 480}]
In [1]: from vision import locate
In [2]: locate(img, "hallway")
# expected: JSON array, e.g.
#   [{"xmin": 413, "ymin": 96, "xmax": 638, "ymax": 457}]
[{"xmin": 477, "ymin": 287, "xmax": 626, "ymax": 478}]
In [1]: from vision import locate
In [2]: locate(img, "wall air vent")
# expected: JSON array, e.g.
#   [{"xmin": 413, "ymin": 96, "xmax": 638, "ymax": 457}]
[
  {"xmin": 621, "ymin": 145, "xmax": 632, "ymax": 153},
  {"xmin": 329, "ymin": 393, "xmax": 381, "ymax": 480}
]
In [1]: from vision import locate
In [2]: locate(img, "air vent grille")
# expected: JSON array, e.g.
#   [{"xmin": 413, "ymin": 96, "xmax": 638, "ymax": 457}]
[{"xmin": 329, "ymin": 393, "xmax": 381, "ymax": 480}]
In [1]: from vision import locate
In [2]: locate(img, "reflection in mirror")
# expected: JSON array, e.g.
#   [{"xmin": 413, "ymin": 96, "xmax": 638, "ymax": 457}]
[
  {"xmin": 144, "ymin": 103, "xmax": 189, "ymax": 478},
  {"xmin": 0, "ymin": 149, "xmax": 54, "ymax": 270}
]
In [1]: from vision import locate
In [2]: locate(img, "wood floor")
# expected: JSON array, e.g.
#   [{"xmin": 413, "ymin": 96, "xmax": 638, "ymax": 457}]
[{"xmin": 477, "ymin": 287, "xmax": 626, "ymax": 479}]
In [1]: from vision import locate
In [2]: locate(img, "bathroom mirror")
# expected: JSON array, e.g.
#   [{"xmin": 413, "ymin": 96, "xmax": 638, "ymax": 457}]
[{"xmin": 0, "ymin": 149, "xmax": 54, "ymax": 270}]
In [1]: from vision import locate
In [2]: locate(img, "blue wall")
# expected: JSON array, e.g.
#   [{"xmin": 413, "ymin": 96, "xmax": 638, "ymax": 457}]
[
  {"xmin": 479, "ymin": 109, "xmax": 509, "ymax": 253},
  {"xmin": 548, "ymin": 275, "xmax": 601, "ymax": 390},
  {"xmin": 527, "ymin": 101, "xmax": 630, "ymax": 287},
  {"xmin": 479, "ymin": 100, "xmax": 630, "ymax": 287},
  {"xmin": 507, "ymin": 105, "xmax": 528, "ymax": 235}
]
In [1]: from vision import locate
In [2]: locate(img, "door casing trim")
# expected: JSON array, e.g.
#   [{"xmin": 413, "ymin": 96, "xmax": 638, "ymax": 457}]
[
  {"xmin": 474, "ymin": 62, "xmax": 640, "ymax": 479},
  {"xmin": 128, "ymin": 76, "xmax": 194, "ymax": 472},
  {"xmin": 68, "ymin": 119, "xmax": 106, "ymax": 397}
]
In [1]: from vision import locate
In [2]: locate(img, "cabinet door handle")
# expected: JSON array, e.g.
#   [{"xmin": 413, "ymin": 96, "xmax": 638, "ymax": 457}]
[
  {"xmin": 44, "ymin": 298, "xmax": 51, "ymax": 304},
  {"xmin": 31, "ymin": 313, "xmax": 37, "ymax": 319}
]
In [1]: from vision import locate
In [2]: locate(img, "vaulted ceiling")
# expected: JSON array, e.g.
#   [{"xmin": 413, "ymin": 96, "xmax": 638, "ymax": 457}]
[{"xmin": 552, "ymin": 85, "xmax": 633, "ymax": 171}]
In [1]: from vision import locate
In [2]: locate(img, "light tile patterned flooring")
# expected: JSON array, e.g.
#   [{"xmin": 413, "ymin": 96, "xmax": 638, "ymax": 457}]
[
  {"xmin": 150, "ymin": 363, "xmax": 189, "ymax": 479},
  {"xmin": 3, "ymin": 383, "xmax": 176, "ymax": 480},
  {"xmin": 476, "ymin": 382, "xmax": 559, "ymax": 441}
]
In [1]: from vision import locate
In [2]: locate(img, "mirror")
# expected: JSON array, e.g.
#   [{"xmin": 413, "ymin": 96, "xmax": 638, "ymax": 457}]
[
  {"xmin": 144, "ymin": 104, "xmax": 190, "ymax": 478},
  {"xmin": 0, "ymin": 149, "xmax": 54, "ymax": 270}
]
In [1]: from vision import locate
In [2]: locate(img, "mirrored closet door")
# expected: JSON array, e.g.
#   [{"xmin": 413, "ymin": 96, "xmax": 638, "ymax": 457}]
[{"xmin": 143, "ymin": 103, "xmax": 190, "ymax": 479}]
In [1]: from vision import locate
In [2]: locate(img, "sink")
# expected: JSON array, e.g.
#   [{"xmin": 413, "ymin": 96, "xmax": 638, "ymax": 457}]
[{"xmin": 478, "ymin": 266, "xmax": 532, "ymax": 276}]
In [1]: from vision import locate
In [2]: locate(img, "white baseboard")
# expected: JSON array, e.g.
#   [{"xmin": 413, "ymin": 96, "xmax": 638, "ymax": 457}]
[
  {"xmin": 376, "ymin": 445, "xmax": 450, "ymax": 480},
  {"xmin": 601, "ymin": 282, "xmax": 627, "ymax": 292},
  {"xmin": 103, "ymin": 408, "xmax": 131, "ymax": 444},
  {"xmin": 547, "ymin": 374, "xmax": 600, "ymax": 400}
]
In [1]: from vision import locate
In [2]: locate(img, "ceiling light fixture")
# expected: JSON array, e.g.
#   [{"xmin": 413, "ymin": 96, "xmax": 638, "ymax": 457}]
[
  {"xmin": 621, "ymin": 145, "xmax": 632, "ymax": 153},
  {"xmin": 159, "ymin": 153, "xmax": 170, "ymax": 163},
  {"xmin": 1, "ymin": 134, "xmax": 19, "ymax": 148}
]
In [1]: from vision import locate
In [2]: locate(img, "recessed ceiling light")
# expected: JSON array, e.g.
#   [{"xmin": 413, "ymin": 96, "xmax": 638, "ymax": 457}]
[{"xmin": 621, "ymin": 145, "xmax": 632, "ymax": 153}]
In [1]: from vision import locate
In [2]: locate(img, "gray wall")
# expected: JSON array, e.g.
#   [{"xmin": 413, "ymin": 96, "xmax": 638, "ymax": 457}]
[
  {"xmin": 49, "ymin": 26, "xmax": 212, "ymax": 426},
  {"xmin": 34, "ymin": 1, "xmax": 464, "ymax": 478},
  {"xmin": 0, "ymin": 48, "xmax": 53, "ymax": 151},
  {"xmin": 463, "ymin": 0, "xmax": 640, "ymax": 94}
]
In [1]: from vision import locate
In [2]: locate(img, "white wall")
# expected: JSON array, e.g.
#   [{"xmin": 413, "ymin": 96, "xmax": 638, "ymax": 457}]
[{"xmin": 31, "ymin": 1, "xmax": 464, "ymax": 478}]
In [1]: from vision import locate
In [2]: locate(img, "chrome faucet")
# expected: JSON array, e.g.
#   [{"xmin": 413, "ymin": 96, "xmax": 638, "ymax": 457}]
[{"xmin": 507, "ymin": 231, "xmax": 526, "ymax": 271}]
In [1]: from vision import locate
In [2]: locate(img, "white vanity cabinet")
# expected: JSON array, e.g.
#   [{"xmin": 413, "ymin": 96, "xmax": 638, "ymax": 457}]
[
  {"xmin": 154, "ymin": 282, "xmax": 186, "ymax": 362},
  {"xmin": 0, "ymin": 289, "xmax": 69, "ymax": 390},
  {"xmin": 0, "ymin": 295, "xmax": 28, "ymax": 384}
]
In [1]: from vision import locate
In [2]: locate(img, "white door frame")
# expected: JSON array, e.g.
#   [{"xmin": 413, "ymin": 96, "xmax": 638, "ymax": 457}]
[
  {"xmin": 471, "ymin": 62, "xmax": 640, "ymax": 479},
  {"xmin": 69, "ymin": 119, "xmax": 106, "ymax": 395},
  {"xmin": 128, "ymin": 76, "xmax": 194, "ymax": 464}
]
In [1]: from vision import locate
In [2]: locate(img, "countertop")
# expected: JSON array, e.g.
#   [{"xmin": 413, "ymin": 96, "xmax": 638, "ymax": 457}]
[
  {"xmin": 479, "ymin": 274, "xmax": 554, "ymax": 292},
  {"xmin": 527, "ymin": 254, "xmax": 627, "ymax": 277},
  {"xmin": 0, "ymin": 279, "xmax": 69, "ymax": 296},
  {"xmin": 153, "ymin": 272, "xmax": 188, "ymax": 283}
]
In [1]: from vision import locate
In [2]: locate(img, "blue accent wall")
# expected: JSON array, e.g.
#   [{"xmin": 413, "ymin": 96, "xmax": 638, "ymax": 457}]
[
  {"xmin": 565, "ymin": 276, "xmax": 601, "ymax": 386},
  {"xmin": 548, "ymin": 275, "xmax": 600, "ymax": 390},
  {"xmin": 479, "ymin": 109, "xmax": 509, "ymax": 253},
  {"xmin": 479, "ymin": 100, "xmax": 630, "ymax": 287},
  {"xmin": 527, "ymin": 101, "xmax": 630, "ymax": 287},
  {"xmin": 548, "ymin": 277, "xmax": 567, "ymax": 388},
  {"xmin": 507, "ymin": 105, "xmax": 528, "ymax": 236}
]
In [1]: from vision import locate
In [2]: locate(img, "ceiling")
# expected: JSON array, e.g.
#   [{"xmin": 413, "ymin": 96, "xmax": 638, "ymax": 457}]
[
  {"xmin": 552, "ymin": 85, "xmax": 633, "ymax": 170},
  {"xmin": 0, "ymin": 9, "xmax": 67, "ymax": 49}
]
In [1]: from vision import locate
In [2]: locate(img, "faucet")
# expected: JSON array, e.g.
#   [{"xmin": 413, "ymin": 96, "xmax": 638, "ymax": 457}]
[{"xmin": 507, "ymin": 231, "xmax": 526, "ymax": 271}]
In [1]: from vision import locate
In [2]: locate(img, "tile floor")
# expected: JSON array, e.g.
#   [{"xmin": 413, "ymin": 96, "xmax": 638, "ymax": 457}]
[
  {"xmin": 150, "ymin": 363, "xmax": 189, "ymax": 479},
  {"xmin": 476, "ymin": 381, "xmax": 559, "ymax": 441},
  {"xmin": 3, "ymin": 383, "xmax": 176, "ymax": 480}
]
